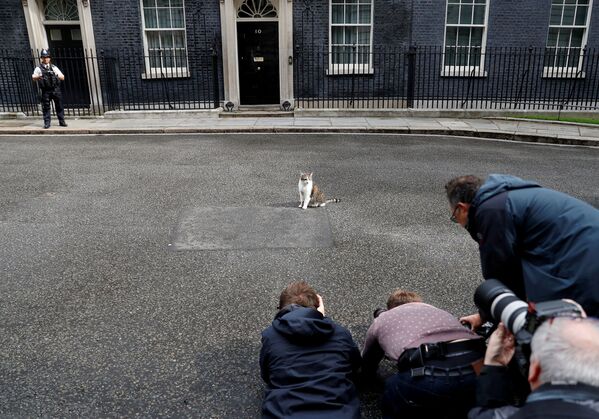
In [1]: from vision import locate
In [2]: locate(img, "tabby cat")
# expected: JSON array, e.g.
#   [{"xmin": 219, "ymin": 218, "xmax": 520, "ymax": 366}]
[{"xmin": 298, "ymin": 172, "xmax": 340, "ymax": 210}]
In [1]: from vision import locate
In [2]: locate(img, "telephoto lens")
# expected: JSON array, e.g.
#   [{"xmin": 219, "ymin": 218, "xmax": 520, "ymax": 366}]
[{"xmin": 474, "ymin": 279, "xmax": 529, "ymax": 335}]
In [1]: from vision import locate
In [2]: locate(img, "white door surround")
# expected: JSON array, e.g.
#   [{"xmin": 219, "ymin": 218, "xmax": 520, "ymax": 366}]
[
  {"xmin": 21, "ymin": 0, "xmax": 102, "ymax": 109},
  {"xmin": 219, "ymin": 0, "xmax": 294, "ymax": 110}
]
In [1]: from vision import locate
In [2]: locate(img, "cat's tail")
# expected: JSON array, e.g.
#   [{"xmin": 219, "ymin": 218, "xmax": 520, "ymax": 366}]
[{"xmin": 325, "ymin": 198, "xmax": 340, "ymax": 204}]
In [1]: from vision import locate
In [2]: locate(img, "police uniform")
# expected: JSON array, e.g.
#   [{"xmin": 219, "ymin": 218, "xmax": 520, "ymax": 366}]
[{"xmin": 32, "ymin": 50, "xmax": 67, "ymax": 129}]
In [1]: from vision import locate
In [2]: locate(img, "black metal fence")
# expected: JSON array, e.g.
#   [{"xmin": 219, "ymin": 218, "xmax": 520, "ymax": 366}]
[
  {"xmin": 0, "ymin": 47, "xmax": 220, "ymax": 116},
  {"xmin": 3, "ymin": 46, "xmax": 599, "ymax": 114},
  {"xmin": 294, "ymin": 46, "xmax": 599, "ymax": 110}
]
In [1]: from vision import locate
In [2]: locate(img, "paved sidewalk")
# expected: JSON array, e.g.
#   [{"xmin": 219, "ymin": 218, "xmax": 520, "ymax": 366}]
[{"xmin": 1, "ymin": 112, "xmax": 599, "ymax": 146}]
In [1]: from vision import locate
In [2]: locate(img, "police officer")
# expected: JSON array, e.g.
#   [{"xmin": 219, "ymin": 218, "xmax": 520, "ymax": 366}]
[{"xmin": 32, "ymin": 49, "xmax": 67, "ymax": 129}]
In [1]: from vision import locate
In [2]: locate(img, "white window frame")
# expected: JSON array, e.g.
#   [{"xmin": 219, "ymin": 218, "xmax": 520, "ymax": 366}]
[
  {"xmin": 442, "ymin": 0, "xmax": 489, "ymax": 77},
  {"xmin": 328, "ymin": 0, "xmax": 374, "ymax": 75},
  {"xmin": 543, "ymin": 0, "xmax": 592, "ymax": 78},
  {"xmin": 140, "ymin": 0, "xmax": 189, "ymax": 79}
]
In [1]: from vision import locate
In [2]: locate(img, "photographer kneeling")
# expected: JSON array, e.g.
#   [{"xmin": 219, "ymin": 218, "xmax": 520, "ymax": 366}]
[
  {"xmin": 362, "ymin": 290, "xmax": 485, "ymax": 419},
  {"xmin": 469, "ymin": 317, "xmax": 599, "ymax": 418}
]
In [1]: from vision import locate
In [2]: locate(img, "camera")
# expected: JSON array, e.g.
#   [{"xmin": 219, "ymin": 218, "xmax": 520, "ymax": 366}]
[
  {"xmin": 474, "ymin": 279, "xmax": 584, "ymax": 373},
  {"xmin": 474, "ymin": 279, "xmax": 584, "ymax": 341}
]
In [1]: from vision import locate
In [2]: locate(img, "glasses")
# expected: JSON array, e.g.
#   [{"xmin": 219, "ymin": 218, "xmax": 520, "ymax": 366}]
[{"xmin": 450, "ymin": 206, "xmax": 459, "ymax": 223}]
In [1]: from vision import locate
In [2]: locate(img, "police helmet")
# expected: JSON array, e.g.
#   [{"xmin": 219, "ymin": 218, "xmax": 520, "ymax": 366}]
[{"xmin": 40, "ymin": 49, "xmax": 51, "ymax": 58}]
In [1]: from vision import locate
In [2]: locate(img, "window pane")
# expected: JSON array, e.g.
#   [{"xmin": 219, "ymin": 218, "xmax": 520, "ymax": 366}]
[
  {"xmin": 332, "ymin": 5, "xmax": 344, "ymax": 24},
  {"xmin": 547, "ymin": 28, "xmax": 558, "ymax": 46},
  {"xmin": 564, "ymin": 0, "xmax": 576, "ymax": 4},
  {"xmin": 575, "ymin": 5, "xmax": 588, "ymax": 25},
  {"xmin": 359, "ymin": 5, "xmax": 371, "ymax": 23},
  {"xmin": 173, "ymin": 31, "xmax": 185, "ymax": 47},
  {"xmin": 175, "ymin": 53, "xmax": 186, "ymax": 67},
  {"xmin": 150, "ymin": 51, "xmax": 161, "ymax": 68},
  {"xmin": 557, "ymin": 29, "xmax": 570, "ymax": 47},
  {"xmin": 143, "ymin": 0, "xmax": 155, "ymax": 6},
  {"xmin": 457, "ymin": 26, "xmax": 471, "ymax": 47},
  {"xmin": 562, "ymin": 5, "xmax": 575, "ymax": 25},
  {"xmin": 147, "ymin": 32, "xmax": 160, "ymax": 48},
  {"xmin": 473, "ymin": 5, "xmax": 485, "ymax": 24},
  {"xmin": 471, "ymin": 27, "xmax": 483, "ymax": 46},
  {"xmin": 161, "ymin": 32, "xmax": 174, "ymax": 48},
  {"xmin": 171, "ymin": 7, "xmax": 184, "ymax": 28},
  {"xmin": 357, "ymin": 46, "xmax": 370, "ymax": 64},
  {"xmin": 158, "ymin": 8, "xmax": 171, "ymax": 28},
  {"xmin": 163, "ymin": 53, "xmax": 174, "ymax": 67},
  {"xmin": 550, "ymin": 5, "xmax": 563, "ymax": 25},
  {"xmin": 171, "ymin": 0, "xmax": 183, "ymax": 6},
  {"xmin": 144, "ymin": 8, "xmax": 158, "ymax": 28},
  {"xmin": 332, "ymin": 26, "xmax": 344, "ymax": 44},
  {"xmin": 456, "ymin": 47, "xmax": 468, "ymax": 66},
  {"xmin": 345, "ymin": 27, "xmax": 357, "ymax": 44},
  {"xmin": 571, "ymin": 28, "xmax": 584, "ymax": 47},
  {"xmin": 358, "ymin": 26, "xmax": 370, "ymax": 44},
  {"xmin": 446, "ymin": 27, "xmax": 457, "ymax": 46},
  {"xmin": 460, "ymin": 5, "xmax": 473, "ymax": 24},
  {"xmin": 347, "ymin": 5, "xmax": 358, "ymax": 23},
  {"xmin": 157, "ymin": 0, "xmax": 169, "ymax": 6},
  {"xmin": 447, "ymin": 4, "xmax": 459, "ymax": 24},
  {"xmin": 444, "ymin": 47, "xmax": 456, "ymax": 66}
]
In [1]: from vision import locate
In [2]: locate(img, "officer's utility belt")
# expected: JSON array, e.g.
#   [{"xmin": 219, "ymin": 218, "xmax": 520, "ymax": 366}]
[{"xmin": 397, "ymin": 338, "xmax": 485, "ymax": 377}]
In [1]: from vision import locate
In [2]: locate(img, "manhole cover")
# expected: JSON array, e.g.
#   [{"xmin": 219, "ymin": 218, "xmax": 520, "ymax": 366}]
[{"xmin": 171, "ymin": 207, "xmax": 333, "ymax": 250}]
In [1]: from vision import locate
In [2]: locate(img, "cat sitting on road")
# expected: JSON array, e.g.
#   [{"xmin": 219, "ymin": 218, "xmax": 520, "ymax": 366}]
[{"xmin": 298, "ymin": 172, "xmax": 340, "ymax": 210}]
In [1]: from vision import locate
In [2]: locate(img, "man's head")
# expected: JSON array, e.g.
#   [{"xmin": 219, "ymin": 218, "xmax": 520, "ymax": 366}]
[
  {"xmin": 386, "ymin": 289, "xmax": 423, "ymax": 310},
  {"xmin": 528, "ymin": 317, "xmax": 599, "ymax": 390},
  {"xmin": 278, "ymin": 280, "xmax": 319, "ymax": 310},
  {"xmin": 445, "ymin": 175, "xmax": 483, "ymax": 227},
  {"xmin": 40, "ymin": 49, "xmax": 51, "ymax": 64}
]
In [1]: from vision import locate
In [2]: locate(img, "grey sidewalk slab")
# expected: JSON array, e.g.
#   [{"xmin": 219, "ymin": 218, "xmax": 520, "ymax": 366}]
[{"xmin": 1, "ymin": 114, "xmax": 598, "ymax": 147}]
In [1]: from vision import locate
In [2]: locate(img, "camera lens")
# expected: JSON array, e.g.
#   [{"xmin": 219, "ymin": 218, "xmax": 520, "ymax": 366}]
[{"xmin": 474, "ymin": 279, "xmax": 528, "ymax": 334}]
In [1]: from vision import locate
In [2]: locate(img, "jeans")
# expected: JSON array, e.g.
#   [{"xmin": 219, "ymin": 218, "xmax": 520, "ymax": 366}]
[{"xmin": 382, "ymin": 368, "xmax": 477, "ymax": 419}]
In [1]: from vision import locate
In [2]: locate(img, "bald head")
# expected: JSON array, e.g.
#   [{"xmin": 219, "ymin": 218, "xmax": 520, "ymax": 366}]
[{"xmin": 531, "ymin": 317, "xmax": 599, "ymax": 387}]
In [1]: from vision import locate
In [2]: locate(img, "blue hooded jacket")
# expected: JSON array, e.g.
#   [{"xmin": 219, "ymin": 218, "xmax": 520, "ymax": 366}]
[
  {"xmin": 260, "ymin": 305, "xmax": 361, "ymax": 419},
  {"xmin": 467, "ymin": 174, "xmax": 599, "ymax": 316}
]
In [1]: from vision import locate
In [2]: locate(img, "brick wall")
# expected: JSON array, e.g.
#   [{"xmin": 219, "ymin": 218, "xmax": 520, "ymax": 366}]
[
  {"xmin": 1, "ymin": 1, "xmax": 31, "ymax": 52},
  {"xmin": 89, "ymin": 0, "xmax": 222, "ymax": 107}
]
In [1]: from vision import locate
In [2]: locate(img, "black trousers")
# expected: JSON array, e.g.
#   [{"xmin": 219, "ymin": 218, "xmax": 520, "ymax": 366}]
[{"xmin": 41, "ymin": 89, "xmax": 65, "ymax": 125}]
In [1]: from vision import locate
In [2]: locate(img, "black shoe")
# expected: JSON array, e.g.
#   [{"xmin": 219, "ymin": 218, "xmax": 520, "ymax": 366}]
[
  {"xmin": 59, "ymin": 121, "xmax": 68, "ymax": 127},
  {"xmin": 44, "ymin": 123, "xmax": 50, "ymax": 129}
]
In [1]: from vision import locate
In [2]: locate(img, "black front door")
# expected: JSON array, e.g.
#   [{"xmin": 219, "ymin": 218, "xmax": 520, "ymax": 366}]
[
  {"xmin": 45, "ymin": 25, "xmax": 90, "ymax": 107},
  {"xmin": 237, "ymin": 21, "xmax": 280, "ymax": 105}
]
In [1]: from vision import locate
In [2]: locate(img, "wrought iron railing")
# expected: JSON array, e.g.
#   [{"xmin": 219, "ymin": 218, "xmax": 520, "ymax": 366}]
[
  {"xmin": 0, "ymin": 47, "xmax": 220, "ymax": 116},
  {"xmin": 293, "ymin": 46, "xmax": 599, "ymax": 110}
]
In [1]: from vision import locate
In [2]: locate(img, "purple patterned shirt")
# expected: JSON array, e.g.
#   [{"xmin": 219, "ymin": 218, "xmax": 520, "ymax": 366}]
[{"xmin": 362, "ymin": 302, "xmax": 480, "ymax": 363}]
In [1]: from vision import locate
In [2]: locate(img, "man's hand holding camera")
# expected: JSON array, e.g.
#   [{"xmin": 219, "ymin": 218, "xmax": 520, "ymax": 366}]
[{"xmin": 484, "ymin": 323, "xmax": 515, "ymax": 367}]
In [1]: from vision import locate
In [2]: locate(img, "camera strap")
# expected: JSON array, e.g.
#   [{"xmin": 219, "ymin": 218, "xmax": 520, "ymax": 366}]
[{"xmin": 398, "ymin": 338, "xmax": 486, "ymax": 370}]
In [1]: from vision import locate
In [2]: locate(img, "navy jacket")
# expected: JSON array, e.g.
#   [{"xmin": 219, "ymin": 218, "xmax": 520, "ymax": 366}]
[
  {"xmin": 467, "ymin": 174, "xmax": 599, "ymax": 316},
  {"xmin": 468, "ymin": 366, "xmax": 599, "ymax": 419},
  {"xmin": 260, "ymin": 304, "xmax": 361, "ymax": 419}
]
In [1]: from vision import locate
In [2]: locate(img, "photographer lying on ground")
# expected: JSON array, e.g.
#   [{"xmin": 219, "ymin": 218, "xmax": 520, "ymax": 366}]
[
  {"xmin": 259, "ymin": 281, "xmax": 361, "ymax": 419},
  {"xmin": 468, "ymin": 317, "xmax": 599, "ymax": 419},
  {"xmin": 445, "ymin": 174, "xmax": 599, "ymax": 327},
  {"xmin": 362, "ymin": 289, "xmax": 485, "ymax": 419}
]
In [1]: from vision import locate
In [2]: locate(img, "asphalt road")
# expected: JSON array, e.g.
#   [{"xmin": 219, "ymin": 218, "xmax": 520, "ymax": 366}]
[{"xmin": 1, "ymin": 133, "xmax": 598, "ymax": 418}]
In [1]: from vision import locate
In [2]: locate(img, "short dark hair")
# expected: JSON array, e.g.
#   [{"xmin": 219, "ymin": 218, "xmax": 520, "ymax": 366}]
[
  {"xmin": 445, "ymin": 175, "xmax": 483, "ymax": 207},
  {"xmin": 387, "ymin": 290, "xmax": 423, "ymax": 309},
  {"xmin": 278, "ymin": 280, "xmax": 319, "ymax": 310}
]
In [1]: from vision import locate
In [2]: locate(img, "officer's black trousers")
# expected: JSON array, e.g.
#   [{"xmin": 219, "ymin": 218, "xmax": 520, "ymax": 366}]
[{"xmin": 41, "ymin": 89, "xmax": 65, "ymax": 125}]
